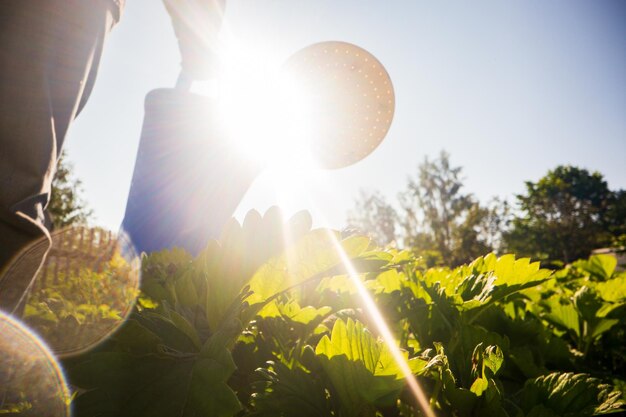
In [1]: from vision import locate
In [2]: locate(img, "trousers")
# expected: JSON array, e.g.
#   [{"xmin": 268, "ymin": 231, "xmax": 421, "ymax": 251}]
[{"xmin": 0, "ymin": 0, "xmax": 121, "ymax": 314}]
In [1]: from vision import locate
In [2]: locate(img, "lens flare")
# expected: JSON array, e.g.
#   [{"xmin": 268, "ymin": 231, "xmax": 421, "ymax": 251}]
[
  {"xmin": 323, "ymin": 229, "xmax": 436, "ymax": 417},
  {"xmin": 0, "ymin": 311, "xmax": 70, "ymax": 416},
  {"xmin": 13, "ymin": 226, "xmax": 141, "ymax": 357},
  {"xmin": 265, "ymin": 175, "xmax": 433, "ymax": 415}
]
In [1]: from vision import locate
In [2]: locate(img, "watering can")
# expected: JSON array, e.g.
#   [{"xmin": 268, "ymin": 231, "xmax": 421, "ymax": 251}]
[
  {"xmin": 122, "ymin": 2, "xmax": 395, "ymax": 255},
  {"xmin": 121, "ymin": 84, "xmax": 259, "ymax": 255}
]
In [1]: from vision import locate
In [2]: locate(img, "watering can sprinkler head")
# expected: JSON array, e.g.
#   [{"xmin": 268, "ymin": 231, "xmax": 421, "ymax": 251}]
[{"xmin": 282, "ymin": 41, "xmax": 395, "ymax": 169}]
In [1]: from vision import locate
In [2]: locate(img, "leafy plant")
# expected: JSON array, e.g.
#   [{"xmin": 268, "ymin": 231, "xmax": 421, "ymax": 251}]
[
  {"xmin": 64, "ymin": 209, "xmax": 384, "ymax": 417},
  {"xmin": 28, "ymin": 210, "xmax": 623, "ymax": 417},
  {"xmin": 519, "ymin": 372, "xmax": 624, "ymax": 416}
]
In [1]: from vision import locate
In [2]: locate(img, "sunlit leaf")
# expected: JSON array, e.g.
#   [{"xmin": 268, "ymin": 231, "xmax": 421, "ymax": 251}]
[
  {"xmin": 483, "ymin": 345, "xmax": 504, "ymax": 375},
  {"xmin": 470, "ymin": 377, "xmax": 489, "ymax": 396},
  {"xmin": 315, "ymin": 318, "xmax": 426, "ymax": 412},
  {"xmin": 245, "ymin": 231, "xmax": 371, "ymax": 306},
  {"xmin": 576, "ymin": 254, "xmax": 617, "ymax": 281},
  {"xmin": 595, "ymin": 276, "xmax": 626, "ymax": 303},
  {"xmin": 542, "ymin": 297, "xmax": 581, "ymax": 338},
  {"xmin": 520, "ymin": 372, "xmax": 625, "ymax": 416}
]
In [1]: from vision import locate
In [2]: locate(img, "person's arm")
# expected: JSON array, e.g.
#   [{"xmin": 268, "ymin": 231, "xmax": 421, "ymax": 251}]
[{"xmin": 163, "ymin": 0, "xmax": 226, "ymax": 82}]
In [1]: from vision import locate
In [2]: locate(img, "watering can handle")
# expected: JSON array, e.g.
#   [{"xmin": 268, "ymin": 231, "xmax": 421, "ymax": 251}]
[
  {"xmin": 175, "ymin": 70, "xmax": 193, "ymax": 91},
  {"xmin": 164, "ymin": 0, "xmax": 226, "ymax": 84}
]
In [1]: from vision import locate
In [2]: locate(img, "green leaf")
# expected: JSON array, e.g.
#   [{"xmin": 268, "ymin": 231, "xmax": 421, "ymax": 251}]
[
  {"xmin": 112, "ymin": 319, "xmax": 163, "ymax": 354},
  {"xmin": 470, "ymin": 377, "xmax": 489, "ymax": 396},
  {"xmin": 317, "ymin": 274, "xmax": 358, "ymax": 294},
  {"xmin": 315, "ymin": 319, "xmax": 426, "ymax": 414},
  {"xmin": 542, "ymin": 297, "xmax": 581, "ymax": 338},
  {"xmin": 285, "ymin": 304, "xmax": 332, "ymax": 325},
  {"xmin": 590, "ymin": 318, "xmax": 619, "ymax": 339},
  {"xmin": 468, "ymin": 343, "xmax": 503, "ymax": 398},
  {"xmin": 366, "ymin": 269, "xmax": 403, "ymax": 294},
  {"xmin": 520, "ymin": 372, "xmax": 625, "ymax": 416},
  {"xmin": 134, "ymin": 310, "xmax": 199, "ymax": 353},
  {"xmin": 174, "ymin": 270, "xmax": 199, "ymax": 307},
  {"xmin": 66, "ymin": 353, "xmax": 195, "ymax": 417},
  {"xmin": 483, "ymin": 345, "xmax": 504, "ymax": 375},
  {"xmin": 186, "ymin": 356, "xmax": 242, "ymax": 416},
  {"xmin": 245, "ymin": 231, "xmax": 371, "ymax": 306},
  {"xmin": 250, "ymin": 361, "xmax": 333, "ymax": 417},
  {"xmin": 595, "ymin": 276, "xmax": 626, "ymax": 302},
  {"xmin": 422, "ymin": 254, "xmax": 552, "ymax": 313},
  {"xmin": 168, "ymin": 308, "xmax": 201, "ymax": 350},
  {"xmin": 574, "ymin": 286, "xmax": 605, "ymax": 323},
  {"xmin": 579, "ymin": 254, "xmax": 617, "ymax": 281}
]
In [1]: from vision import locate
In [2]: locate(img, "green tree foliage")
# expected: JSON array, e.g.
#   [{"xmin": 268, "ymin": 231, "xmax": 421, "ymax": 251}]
[
  {"xmin": 607, "ymin": 190, "xmax": 626, "ymax": 246},
  {"xmin": 348, "ymin": 151, "xmax": 500, "ymax": 266},
  {"xmin": 350, "ymin": 157, "xmax": 623, "ymax": 267},
  {"xmin": 400, "ymin": 151, "xmax": 465, "ymax": 257},
  {"xmin": 48, "ymin": 150, "xmax": 92, "ymax": 229},
  {"xmin": 481, "ymin": 197, "xmax": 511, "ymax": 255},
  {"xmin": 399, "ymin": 151, "xmax": 493, "ymax": 266},
  {"xmin": 346, "ymin": 190, "xmax": 399, "ymax": 246},
  {"xmin": 504, "ymin": 166, "xmax": 621, "ymax": 264}
]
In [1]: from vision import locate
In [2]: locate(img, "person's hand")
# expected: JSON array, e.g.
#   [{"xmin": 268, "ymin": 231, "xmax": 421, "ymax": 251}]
[{"xmin": 163, "ymin": 0, "xmax": 226, "ymax": 81}]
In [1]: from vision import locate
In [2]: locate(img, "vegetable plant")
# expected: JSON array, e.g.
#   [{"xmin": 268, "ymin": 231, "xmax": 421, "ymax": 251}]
[{"xmin": 21, "ymin": 209, "xmax": 624, "ymax": 417}]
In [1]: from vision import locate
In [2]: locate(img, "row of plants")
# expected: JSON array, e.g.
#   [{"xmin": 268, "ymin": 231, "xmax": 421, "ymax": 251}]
[{"xmin": 51, "ymin": 208, "xmax": 626, "ymax": 416}]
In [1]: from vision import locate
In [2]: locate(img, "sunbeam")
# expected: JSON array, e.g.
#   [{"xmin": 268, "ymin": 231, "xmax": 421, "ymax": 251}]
[
  {"xmin": 323, "ymin": 228, "xmax": 436, "ymax": 417},
  {"xmin": 269, "ymin": 178, "xmax": 436, "ymax": 416}
]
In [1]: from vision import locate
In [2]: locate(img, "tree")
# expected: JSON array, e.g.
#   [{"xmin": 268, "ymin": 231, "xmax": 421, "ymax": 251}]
[
  {"xmin": 48, "ymin": 150, "xmax": 92, "ymax": 229},
  {"xmin": 607, "ymin": 190, "xmax": 626, "ymax": 246},
  {"xmin": 346, "ymin": 190, "xmax": 398, "ymax": 246},
  {"xmin": 399, "ymin": 151, "xmax": 493, "ymax": 266},
  {"xmin": 347, "ymin": 151, "xmax": 502, "ymax": 266},
  {"xmin": 480, "ymin": 197, "xmax": 511, "ymax": 255},
  {"xmin": 504, "ymin": 165, "xmax": 615, "ymax": 264}
]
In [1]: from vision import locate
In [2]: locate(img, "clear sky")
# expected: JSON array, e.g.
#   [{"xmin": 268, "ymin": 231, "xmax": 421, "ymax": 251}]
[{"xmin": 66, "ymin": 0, "xmax": 626, "ymax": 231}]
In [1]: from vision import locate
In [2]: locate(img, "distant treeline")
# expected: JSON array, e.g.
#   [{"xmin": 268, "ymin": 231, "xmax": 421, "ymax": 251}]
[{"xmin": 347, "ymin": 151, "xmax": 626, "ymax": 267}]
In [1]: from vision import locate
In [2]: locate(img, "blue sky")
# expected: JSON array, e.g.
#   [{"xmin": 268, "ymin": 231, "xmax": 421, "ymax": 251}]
[{"xmin": 67, "ymin": 0, "xmax": 626, "ymax": 231}]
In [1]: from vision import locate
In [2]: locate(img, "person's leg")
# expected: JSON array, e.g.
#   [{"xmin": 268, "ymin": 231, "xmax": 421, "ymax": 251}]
[{"xmin": 0, "ymin": 0, "xmax": 119, "ymax": 314}]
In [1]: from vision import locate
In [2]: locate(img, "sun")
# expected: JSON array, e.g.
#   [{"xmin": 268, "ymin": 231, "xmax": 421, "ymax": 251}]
[
  {"xmin": 203, "ymin": 39, "xmax": 395, "ymax": 173},
  {"xmin": 212, "ymin": 42, "xmax": 318, "ymax": 170}
]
